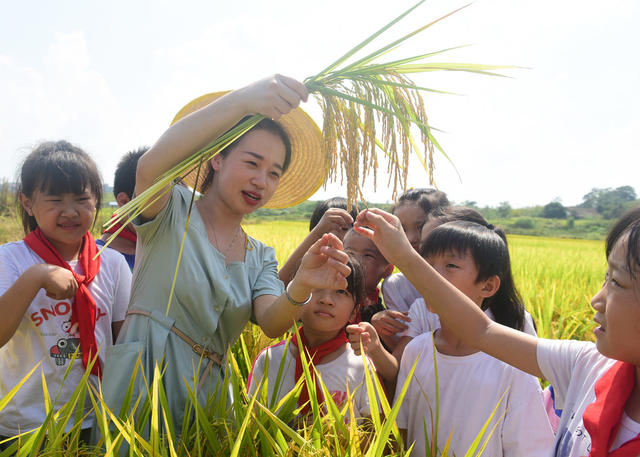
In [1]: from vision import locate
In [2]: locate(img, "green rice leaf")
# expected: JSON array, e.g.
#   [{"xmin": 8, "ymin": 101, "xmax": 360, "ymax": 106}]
[
  {"xmin": 307, "ymin": 0, "xmax": 427, "ymax": 80},
  {"xmin": 463, "ymin": 388, "xmax": 508, "ymax": 457}
]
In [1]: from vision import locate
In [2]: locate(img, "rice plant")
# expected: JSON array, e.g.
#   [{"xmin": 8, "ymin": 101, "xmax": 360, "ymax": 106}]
[
  {"xmin": 1, "ymin": 327, "xmax": 515, "ymax": 457},
  {"xmin": 103, "ymin": 0, "xmax": 512, "ymax": 245}
]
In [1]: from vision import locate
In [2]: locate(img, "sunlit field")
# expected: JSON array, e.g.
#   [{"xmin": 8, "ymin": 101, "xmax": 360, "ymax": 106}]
[
  {"xmin": 246, "ymin": 222, "xmax": 606, "ymax": 343},
  {"xmin": 0, "ymin": 217, "xmax": 607, "ymax": 456}
]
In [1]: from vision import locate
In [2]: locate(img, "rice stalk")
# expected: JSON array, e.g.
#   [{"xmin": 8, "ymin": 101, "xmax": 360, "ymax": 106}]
[{"xmin": 100, "ymin": 0, "xmax": 514, "ymax": 248}]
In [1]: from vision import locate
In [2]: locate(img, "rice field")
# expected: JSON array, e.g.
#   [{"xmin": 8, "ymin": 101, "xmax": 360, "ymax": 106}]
[
  {"xmin": 245, "ymin": 221, "xmax": 606, "ymax": 344},
  {"xmin": 0, "ymin": 217, "xmax": 607, "ymax": 456}
]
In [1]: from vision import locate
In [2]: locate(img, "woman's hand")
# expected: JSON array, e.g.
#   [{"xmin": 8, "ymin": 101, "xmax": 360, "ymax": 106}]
[
  {"xmin": 233, "ymin": 74, "xmax": 309, "ymax": 120},
  {"xmin": 346, "ymin": 322, "xmax": 382, "ymax": 356},
  {"xmin": 371, "ymin": 310, "xmax": 411, "ymax": 337},
  {"xmin": 354, "ymin": 209, "xmax": 413, "ymax": 268},
  {"xmin": 288, "ymin": 233, "xmax": 351, "ymax": 301},
  {"xmin": 311, "ymin": 208, "xmax": 354, "ymax": 241}
]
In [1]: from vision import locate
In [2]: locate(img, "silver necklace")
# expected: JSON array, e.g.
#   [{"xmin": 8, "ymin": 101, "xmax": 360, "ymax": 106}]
[
  {"xmin": 199, "ymin": 201, "xmax": 242, "ymax": 258},
  {"xmin": 211, "ymin": 222, "xmax": 242, "ymax": 259}
]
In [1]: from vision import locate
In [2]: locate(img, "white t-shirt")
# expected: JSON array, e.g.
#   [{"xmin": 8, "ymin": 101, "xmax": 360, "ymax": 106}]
[
  {"xmin": 537, "ymin": 339, "xmax": 620, "ymax": 457},
  {"xmin": 381, "ymin": 273, "xmax": 419, "ymax": 313},
  {"xmin": 247, "ymin": 339, "xmax": 374, "ymax": 418},
  {"xmin": 403, "ymin": 298, "xmax": 538, "ymax": 338},
  {"xmin": 0, "ymin": 240, "xmax": 131, "ymax": 435},
  {"xmin": 610, "ymin": 413, "xmax": 640, "ymax": 451},
  {"xmin": 396, "ymin": 332, "xmax": 554, "ymax": 457}
]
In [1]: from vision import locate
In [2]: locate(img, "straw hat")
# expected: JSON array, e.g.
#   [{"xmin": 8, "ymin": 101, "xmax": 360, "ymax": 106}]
[{"xmin": 171, "ymin": 91, "xmax": 327, "ymax": 209}]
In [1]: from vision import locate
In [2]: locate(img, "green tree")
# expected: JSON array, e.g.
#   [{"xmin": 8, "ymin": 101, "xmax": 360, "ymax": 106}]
[
  {"xmin": 580, "ymin": 186, "xmax": 637, "ymax": 219},
  {"xmin": 497, "ymin": 201, "xmax": 512, "ymax": 218},
  {"xmin": 542, "ymin": 201, "xmax": 567, "ymax": 219}
]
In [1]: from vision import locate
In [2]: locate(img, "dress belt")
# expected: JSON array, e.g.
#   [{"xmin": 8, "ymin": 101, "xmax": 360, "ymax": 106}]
[{"xmin": 126, "ymin": 309, "xmax": 223, "ymax": 390}]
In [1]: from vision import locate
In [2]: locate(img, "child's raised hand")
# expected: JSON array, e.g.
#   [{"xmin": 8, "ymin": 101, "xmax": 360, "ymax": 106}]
[
  {"xmin": 234, "ymin": 74, "xmax": 309, "ymax": 120},
  {"xmin": 38, "ymin": 265, "xmax": 78, "ymax": 300},
  {"xmin": 294, "ymin": 233, "xmax": 351, "ymax": 293},
  {"xmin": 371, "ymin": 310, "xmax": 411, "ymax": 337},
  {"xmin": 346, "ymin": 322, "xmax": 381, "ymax": 356},
  {"xmin": 354, "ymin": 209, "xmax": 413, "ymax": 267},
  {"xmin": 311, "ymin": 208, "xmax": 354, "ymax": 241}
]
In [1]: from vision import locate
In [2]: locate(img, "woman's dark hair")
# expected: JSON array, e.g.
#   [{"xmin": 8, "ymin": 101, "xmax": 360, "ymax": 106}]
[
  {"xmin": 421, "ymin": 220, "xmax": 525, "ymax": 331},
  {"xmin": 17, "ymin": 140, "xmax": 103, "ymax": 234},
  {"xmin": 114, "ymin": 146, "xmax": 148, "ymax": 199},
  {"xmin": 606, "ymin": 205, "xmax": 640, "ymax": 277},
  {"xmin": 345, "ymin": 254, "xmax": 366, "ymax": 313},
  {"xmin": 199, "ymin": 116, "xmax": 292, "ymax": 193},
  {"xmin": 309, "ymin": 197, "xmax": 359, "ymax": 231},
  {"xmin": 391, "ymin": 188, "xmax": 450, "ymax": 216}
]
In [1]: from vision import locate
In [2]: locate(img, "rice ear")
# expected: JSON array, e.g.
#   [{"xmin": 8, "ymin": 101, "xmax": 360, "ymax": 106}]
[{"xmin": 104, "ymin": 1, "xmax": 511, "ymax": 232}]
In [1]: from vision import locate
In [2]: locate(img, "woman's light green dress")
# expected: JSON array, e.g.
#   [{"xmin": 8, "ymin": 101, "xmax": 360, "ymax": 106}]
[{"xmin": 101, "ymin": 185, "xmax": 284, "ymax": 429}]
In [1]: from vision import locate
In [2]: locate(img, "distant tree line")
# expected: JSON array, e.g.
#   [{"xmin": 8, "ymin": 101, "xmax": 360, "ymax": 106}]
[
  {"xmin": 578, "ymin": 186, "xmax": 637, "ymax": 219},
  {"xmin": 462, "ymin": 185, "xmax": 637, "ymax": 221}
]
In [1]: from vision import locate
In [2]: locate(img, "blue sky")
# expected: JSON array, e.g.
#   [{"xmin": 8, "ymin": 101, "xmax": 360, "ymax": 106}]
[{"xmin": 1, "ymin": 0, "xmax": 638, "ymax": 207}]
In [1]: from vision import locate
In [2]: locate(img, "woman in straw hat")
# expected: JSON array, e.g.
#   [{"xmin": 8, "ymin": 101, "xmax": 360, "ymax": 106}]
[{"xmin": 100, "ymin": 75, "xmax": 346, "ymax": 431}]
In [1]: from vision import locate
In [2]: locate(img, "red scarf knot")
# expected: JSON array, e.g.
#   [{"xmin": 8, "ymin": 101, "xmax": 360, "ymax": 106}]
[{"xmin": 24, "ymin": 228, "xmax": 102, "ymax": 378}]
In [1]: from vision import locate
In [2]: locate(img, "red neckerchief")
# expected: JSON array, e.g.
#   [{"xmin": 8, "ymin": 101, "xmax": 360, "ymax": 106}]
[
  {"xmin": 355, "ymin": 287, "xmax": 381, "ymax": 322},
  {"xmin": 583, "ymin": 361, "xmax": 640, "ymax": 456},
  {"xmin": 366, "ymin": 287, "xmax": 381, "ymax": 307},
  {"xmin": 24, "ymin": 228, "xmax": 102, "ymax": 378},
  {"xmin": 103, "ymin": 215, "xmax": 137, "ymax": 243},
  {"xmin": 291, "ymin": 327, "xmax": 348, "ymax": 415}
]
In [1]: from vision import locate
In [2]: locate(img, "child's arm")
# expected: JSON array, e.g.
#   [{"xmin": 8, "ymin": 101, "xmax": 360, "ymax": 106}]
[
  {"xmin": 254, "ymin": 233, "xmax": 351, "ymax": 338},
  {"xmin": 354, "ymin": 209, "xmax": 544, "ymax": 379},
  {"xmin": 0, "ymin": 264, "xmax": 77, "ymax": 347},
  {"xmin": 347, "ymin": 322, "xmax": 399, "ymax": 394},
  {"xmin": 391, "ymin": 335, "xmax": 412, "ymax": 365},
  {"xmin": 135, "ymin": 75, "xmax": 309, "ymax": 220},
  {"xmin": 279, "ymin": 208, "xmax": 354, "ymax": 285}
]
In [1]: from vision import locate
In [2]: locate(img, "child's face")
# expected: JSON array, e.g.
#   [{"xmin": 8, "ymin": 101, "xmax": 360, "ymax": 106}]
[
  {"xmin": 591, "ymin": 236, "xmax": 640, "ymax": 364},
  {"xmin": 343, "ymin": 230, "xmax": 391, "ymax": 294},
  {"xmin": 301, "ymin": 288, "xmax": 357, "ymax": 336},
  {"xmin": 20, "ymin": 187, "xmax": 96, "ymax": 249},
  {"xmin": 425, "ymin": 249, "xmax": 493, "ymax": 306},
  {"xmin": 420, "ymin": 216, "xmax": 441, "ymax": 248},
  {"xmin": 394, "ymin": 202, "xmax": 427, "ymax": 252},
  {"xmin": 211, "ymin": 129, "xmax": 286, "ymax": 213}
]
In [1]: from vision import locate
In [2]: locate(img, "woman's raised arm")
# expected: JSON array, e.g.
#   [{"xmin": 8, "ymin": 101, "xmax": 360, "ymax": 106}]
[{"xmin": 135, "ymin": 75, "xmax": 308, "ymax": 220}]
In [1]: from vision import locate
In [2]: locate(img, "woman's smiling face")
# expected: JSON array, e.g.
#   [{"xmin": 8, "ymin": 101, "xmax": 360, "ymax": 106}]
[{"xmin": 210, "ymin": 129, "xmax": 286, "ymax": 214}]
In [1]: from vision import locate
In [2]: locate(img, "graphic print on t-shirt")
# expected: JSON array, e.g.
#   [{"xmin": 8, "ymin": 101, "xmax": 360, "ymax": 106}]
[
  {"xmin": 555, "ymin": 409, "xmax": 591, "ymax": 457},
  {"xmin": 49, "ymin": 316, "xmax": 82, "ymax": 366},
  {"xmin": 49, "ymin": 337, "xmax": 82, "ymax": 365},
  {"xmin": 27, "ymin": 299, "xmax": 107, "ymax": 368}
]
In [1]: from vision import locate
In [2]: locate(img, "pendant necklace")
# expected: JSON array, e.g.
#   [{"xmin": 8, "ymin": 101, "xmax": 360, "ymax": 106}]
[{"xmin": 211, "ymin": 223, "xmax": 241, "ymax": 259}]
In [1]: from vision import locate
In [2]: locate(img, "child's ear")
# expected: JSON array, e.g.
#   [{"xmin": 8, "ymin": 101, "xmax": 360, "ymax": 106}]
[
  {"xmin": 480, "ymin": 275, "xmax": 501, "ymax": 299},
  {"xmin": 19, "ymin": 193, "xmax": 33, "ymax": 216},
  {"xmin": 383, "ymin": 263, "xmax": 394, "ymax": 278},
  {"xmin": 115, "ymin": 192, "xmax": 131, "ymax": 207}
]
